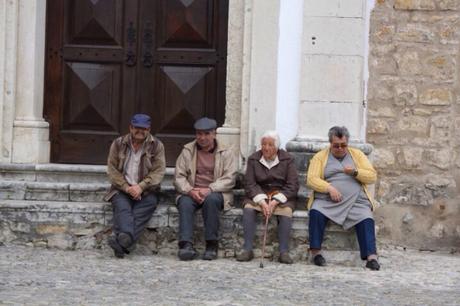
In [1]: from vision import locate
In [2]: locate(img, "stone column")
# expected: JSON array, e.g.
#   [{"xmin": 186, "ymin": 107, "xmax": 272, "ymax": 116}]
[
  {"xmin": 219, "ymin": 0, "xmax": 281, "ymax": 168},
  {"xmin": 11, "ymin": 0, "xmax": 50, "ymax": 163},
  {"xmin": 216, "ymin": 0, "xmax": 244, "ymax": 162},
  {"xmin": 287, "ymin": 0, "xmax": 373, "ymax": 175},
  {"xmin": 0, "ymin": 0, "xmax": 18, "ymax": 163}
]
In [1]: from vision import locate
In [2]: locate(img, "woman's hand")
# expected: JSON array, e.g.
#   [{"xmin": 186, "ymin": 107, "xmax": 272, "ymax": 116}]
[
  {"xmin": 268, "ymin": 199, "xmax": 279, "ymax": 216},
  {"xmin": 327, "ymin": 185, "xmax": 342, "ymax": 202},
  {"xmin": 259, "ymin": 201, "xmax": 271, "ymax": 218}
]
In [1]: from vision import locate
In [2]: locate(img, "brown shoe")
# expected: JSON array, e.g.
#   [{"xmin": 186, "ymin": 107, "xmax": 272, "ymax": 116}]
[
  {"xmin": 236, "ymin": 250, "xmax": 254, "ymax": 262},
  {"xmin": 279, "ymin": 252, "xmax": 293, "ymax": 264}
]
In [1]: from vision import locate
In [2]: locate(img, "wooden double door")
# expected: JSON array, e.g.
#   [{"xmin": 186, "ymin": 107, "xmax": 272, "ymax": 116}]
[{"xmin": 44, "ymin": 0, "xmax": 228, "ymax": 166}]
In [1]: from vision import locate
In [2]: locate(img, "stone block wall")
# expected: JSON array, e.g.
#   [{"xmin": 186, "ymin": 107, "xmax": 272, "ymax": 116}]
[{"xmin": 368, "ymin": 0, "xmax": 460, "ymax": 248}]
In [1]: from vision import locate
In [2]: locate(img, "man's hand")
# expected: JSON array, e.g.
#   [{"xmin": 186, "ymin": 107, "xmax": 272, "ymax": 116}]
[
  {"xmin": 327, "ymin": 185, "xmax": 342, "ymax": 202},
  {"xmin": 259, "ymin": 201, "xmax": 271, "ymax": 218},
  {"xmin": 343, "ymin": 166, "xmax": 355, "ymax": 175},
  {"xmin": 127, "ymin": 185, "xmax": 142, "ymax": 200},
  {"xmin": 197, "ymin": 187, "xmax": 211, "ymax": 199},
  {"xmin": 267, "ymin": 199, "xmax": 279, "ymax": 215},
  {"xmin": 188, "ymin": 189, "xmax": 204, "ymax": 204}
]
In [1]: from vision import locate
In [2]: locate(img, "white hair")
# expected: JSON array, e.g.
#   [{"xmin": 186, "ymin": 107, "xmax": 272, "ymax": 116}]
[{"xmin": 260, "ymin": 130, "xmax": 280, "ymax": 149}]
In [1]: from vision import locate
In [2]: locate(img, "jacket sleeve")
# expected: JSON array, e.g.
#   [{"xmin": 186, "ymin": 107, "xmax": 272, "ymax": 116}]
[
  {"xmin": 306, "ymin": 153, "xmax": 330, "ymax": 193},
  {"xmin": 354, "ymin": 150, "xmax": 377, "ymax": 185},
  {"xmin": 209, "ymin": 149, "xmax": 237, "ymax": 192},
  {"xmin": 138, "ymin": 141, "xmax": 166, "ymax": 191},
  {"xmin": 107, "ymin": 140, "xmax": 129, "ymax": 192},
  {"xmin": 244, "ymin": 158, "xmax": 265, "ymax": 199},
  {"xmin": 174, "ymin": 149, "xmax": 194, "ymax": 195},
  {"xmin": 279, "ymin": 157, "xmax": 300, "ymax": 199}
]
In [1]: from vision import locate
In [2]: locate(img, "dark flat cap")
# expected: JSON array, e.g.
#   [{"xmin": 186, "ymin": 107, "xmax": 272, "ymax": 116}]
[
  {"xmin": 131, "ymin": 113, "xmax": 151, "ymax": 128},
  {"xmin": 194, "ymin": 117, "xmax": 217, "ymax": 131}
]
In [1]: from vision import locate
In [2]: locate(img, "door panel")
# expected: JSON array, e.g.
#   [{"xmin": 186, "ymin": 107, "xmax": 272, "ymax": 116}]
[{"xmin": 44, "ymin": 0, "xmax": 228, "ymax": 166}]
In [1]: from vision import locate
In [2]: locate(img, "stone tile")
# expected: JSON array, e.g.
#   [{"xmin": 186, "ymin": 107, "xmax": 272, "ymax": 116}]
[
  {"xmin": 304, "ymin": 0, "xmax": 364, "ymax": 17},
  {"xmin": 303, "ymin": 17, "xmax": 365, "ymax": 55},
  {"xmin": 300, "ymin": 55, "xmax": 363, "ymax": 102}
]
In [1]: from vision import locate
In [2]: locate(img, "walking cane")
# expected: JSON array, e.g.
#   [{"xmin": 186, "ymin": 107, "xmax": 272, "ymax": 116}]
[{"xmin": 259, "ymin": 212, "xmax": 269, "ymax": 268}]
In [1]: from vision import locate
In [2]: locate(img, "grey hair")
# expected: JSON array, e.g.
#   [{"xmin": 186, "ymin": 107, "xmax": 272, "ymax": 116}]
[
  {"xmin": 260, "ymin": 130, "xmax": 281, "ymax": 149},
  {"xmin": 328, "ymin": 126, "xmax": 350, "ymax": 142}
]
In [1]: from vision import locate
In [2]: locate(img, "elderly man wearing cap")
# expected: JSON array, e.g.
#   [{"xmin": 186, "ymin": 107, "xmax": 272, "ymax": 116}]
[
  {"xmin": 174, "ymin": 117, "xmax": 237, "ymax": 260},
  {"xmin": 104, "ymin": 113, "xmax": 166, "ymax": 258}
]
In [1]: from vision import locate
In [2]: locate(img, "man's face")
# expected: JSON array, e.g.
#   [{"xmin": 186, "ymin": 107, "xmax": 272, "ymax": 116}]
[
  {"xmin": 330, "ymin": 135, "xmax": 348, "ymax": 158},
  {"xmin": 196, "ymin": 130, "xmax": 216, "ymax": 150},
  {"xmin": 129, "ymin": 125, "xmax": 150, "ymax": 142}
]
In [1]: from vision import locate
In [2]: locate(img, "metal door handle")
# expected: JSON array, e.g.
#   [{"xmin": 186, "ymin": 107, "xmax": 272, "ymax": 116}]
[
  {"xmin": 125, "ymin": 21, "xmax": 136, "ymax": 66},
  {"xmin": 142, "ymin": 21, "xmax": 153, "ymax": 68}
]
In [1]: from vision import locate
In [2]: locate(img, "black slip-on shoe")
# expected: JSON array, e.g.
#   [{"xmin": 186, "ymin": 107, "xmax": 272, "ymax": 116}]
[
  {"xmin": 117, "ymin": 232, "xmax": 133, "ymax": 249},
  {"xmin": 202, "ymin": 241, "xmax": 218, "ymax": 260},
  {"xmin": 313, "ymin": 254, "xmax": 326, "ymax": 266},
  {"xmin": 365, "ymin": 259, "xmax": 380, "ymax": 271},
  {"xmin": 279, "ymin": 252, "xmax": 294, "ymax": 264},
  {"xmin": 236, "ymin": 250, "xmax": 254, "ymax": 262},
  {"xmin": 178, "ymin": 243, "xmax": 198, "ymax": 261},
  {"xmin": 202, "ymin": 249, "xmax": 218, "ymax": 260},
  {"xmin": 108, "ymin": 236, "xmax": 124, "ymax": 259}
]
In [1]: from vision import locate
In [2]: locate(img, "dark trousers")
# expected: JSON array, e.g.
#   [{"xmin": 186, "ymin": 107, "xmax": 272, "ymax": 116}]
[
  {"xmin": 309, "ymin": 209, "xmax": 377, "ymax": 260},
  {"xmin": 177, "ymin": 192, "xmax": 224, "ymax": 243},
  {"xmin": 111, "ymin": 192, "xmax": 158, "ymax": 245},
  {"xmin": 242, "ymin": 208, "xmax": 292, "ymax": 253}
]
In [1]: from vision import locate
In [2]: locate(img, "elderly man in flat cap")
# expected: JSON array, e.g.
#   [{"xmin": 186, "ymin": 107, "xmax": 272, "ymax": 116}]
[
  {"xmin": 104, "ymin": 113, "xmax": 166, "ymax": 258},
  {"xmin": 174, "ymin": 117, "xmax": 237, "ymax": 260}
]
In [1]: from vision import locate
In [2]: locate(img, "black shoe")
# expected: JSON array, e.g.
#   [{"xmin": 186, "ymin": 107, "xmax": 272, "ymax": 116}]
[
  {"xmin": 313, "ymin": 254, "xmax": 326, "ymax": 266},
  {"xmin": 108, "ymin": 236, "xmax": 124, "ymax": 259},
  {"xmin": 365, "ymin": 259, "xmax": 380, "ymax": 271},
  {"xmin": 117, "ymin": 232, "xmax": 132, "ymax": 249},
  {"xmin": 178, "ymin": 242, "xmax": 198, "ymax": 261},
  {"xmin": 279, "ymin": 252, "xmax": 293, "ymax": 264},
  {"xmin": 202, "ymin": 240, "xmax": 218, "ymax": 261},
  {"xmin": 236, "ymin": 250, "xmax": 254, "ymax": 262}
]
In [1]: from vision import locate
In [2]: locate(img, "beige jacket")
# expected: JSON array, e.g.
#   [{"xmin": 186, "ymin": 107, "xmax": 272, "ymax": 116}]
[
  {"xmin": 104, "ymin": 133, "xmax": 166, "ymax": 201},
  {"xmin": 174, "ymin": 140, "xmax": 237, "ymax": 210}
]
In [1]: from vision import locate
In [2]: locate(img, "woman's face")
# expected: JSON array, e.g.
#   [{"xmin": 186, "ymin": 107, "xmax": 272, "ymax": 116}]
[{"xmin": 261, "ymin": 137, "xmax": 277, "ymax": 160}]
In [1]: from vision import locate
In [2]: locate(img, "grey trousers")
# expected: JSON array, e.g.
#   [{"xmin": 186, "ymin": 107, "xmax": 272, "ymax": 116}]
[
  {"xmin": 111, "ymin": 192, "xmax": 158, "ymax": 244},
  {"xmin": 177, "ymin": 192, "xmax": 224, "ymax": 243}
]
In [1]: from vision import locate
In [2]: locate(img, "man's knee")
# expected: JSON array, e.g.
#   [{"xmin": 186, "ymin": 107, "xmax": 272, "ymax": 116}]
[
  {"xmin": 178, "ymin": 196, "xmax": 197, "ymax": 212},
  {"xmin": 111, "ymin": 193, "xmax": 133, "ymax": 213},
  {"xmin": 203, "ymin": 192, "xmax": 223, "ymax": 208}
]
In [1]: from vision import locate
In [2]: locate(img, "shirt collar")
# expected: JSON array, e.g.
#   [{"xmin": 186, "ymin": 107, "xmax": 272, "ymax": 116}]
[{"xmin": 259, "ymin": 154, "xmax": 280, "ymax": 170}]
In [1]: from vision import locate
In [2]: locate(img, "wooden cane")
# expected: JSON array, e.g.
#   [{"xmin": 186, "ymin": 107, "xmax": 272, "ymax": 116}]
[
  {"xmin": 259, "ymin": 212, "xmax": 270, "ymax": 268},
  {"xmin": 260, "ymin": 191, "xmax": 277, "ymax": 268}
]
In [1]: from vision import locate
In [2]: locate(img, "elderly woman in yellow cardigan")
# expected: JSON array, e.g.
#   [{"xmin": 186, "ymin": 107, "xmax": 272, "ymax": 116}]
[{"xmin": 306, "ymin": 126, "xmax": 380, "ymax": 270}]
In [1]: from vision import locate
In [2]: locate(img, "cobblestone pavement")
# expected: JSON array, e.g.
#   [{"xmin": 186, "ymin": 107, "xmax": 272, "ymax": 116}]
[{"xmin": 0, "ymin": 244, "xmax": 459, "ymax": 305}]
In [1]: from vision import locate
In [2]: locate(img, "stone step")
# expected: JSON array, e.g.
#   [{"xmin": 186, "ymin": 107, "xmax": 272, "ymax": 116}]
[
  {"xmin": 0, "ymin": 179, "xmax": 309, "ymax": 210},
  {"xmin": 0, "ymin": 199, "xmax": 358, "ymax": 261},
  {"xmin": 0, "ymin": 162, "xmax": 310, "ymax": 209},
  {"xmin": 0, "ymin": 163, "xmax": 177, "ymax": 184}
]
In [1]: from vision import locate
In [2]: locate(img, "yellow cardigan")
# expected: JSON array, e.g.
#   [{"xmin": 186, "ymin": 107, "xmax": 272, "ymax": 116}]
[{"xmin": 306, "ymin": 147, "xmax": 377, "ymax": 210}]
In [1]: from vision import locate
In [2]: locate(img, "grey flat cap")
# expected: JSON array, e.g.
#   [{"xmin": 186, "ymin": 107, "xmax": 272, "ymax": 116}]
[{"xmin": 194, "ymin": 117, "xmax": 217, "ymax": 131}]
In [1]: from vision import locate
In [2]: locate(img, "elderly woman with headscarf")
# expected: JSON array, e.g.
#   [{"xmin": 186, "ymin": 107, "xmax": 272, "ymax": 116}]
[{"xmin": 236, "ymin": 131, "xmax": 299, "ymax": 264}]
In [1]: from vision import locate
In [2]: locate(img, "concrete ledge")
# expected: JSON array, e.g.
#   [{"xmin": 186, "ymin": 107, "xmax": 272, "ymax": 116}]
[{"xmin": 0, "ymin": 200, "xmax": 358, "ymax": 261}]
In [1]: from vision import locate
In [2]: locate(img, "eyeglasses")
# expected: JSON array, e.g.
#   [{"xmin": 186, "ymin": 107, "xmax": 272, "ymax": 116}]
[{"xmin": 332, "ymin": 143, "xmax": 348, "ymax": 149}]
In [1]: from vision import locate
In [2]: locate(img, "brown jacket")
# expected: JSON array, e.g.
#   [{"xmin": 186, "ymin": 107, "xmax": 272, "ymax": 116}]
[
  {"xmin": 244, "ymin": 149, "xmax": 299, "ymax": 211},
  {"xmin": 104, "ymin": 133, "xmax": 166, "ymax": 201},
  {"xmin": 174, "ymin": 140, "xmax": 237, "ymax": 210}
]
